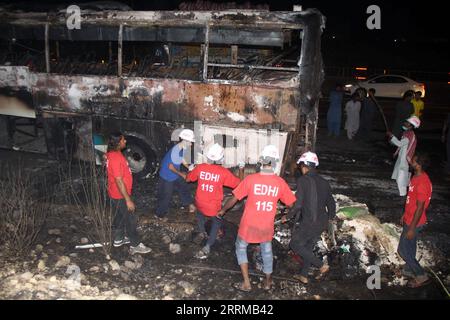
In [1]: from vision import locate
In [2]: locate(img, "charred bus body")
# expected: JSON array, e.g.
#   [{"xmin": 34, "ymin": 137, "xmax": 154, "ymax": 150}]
[{"xmin": 0, "ymin": 7, "xmax": 324, "ymax": 176}]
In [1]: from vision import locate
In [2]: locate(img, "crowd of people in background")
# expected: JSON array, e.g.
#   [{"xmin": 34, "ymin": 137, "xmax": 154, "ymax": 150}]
[{"xmin": 326, "ymin": 84, "xmax": 435, "ymax": 288}]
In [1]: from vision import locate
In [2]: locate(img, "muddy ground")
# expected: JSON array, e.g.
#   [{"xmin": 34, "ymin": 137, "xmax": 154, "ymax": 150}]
[{"xmin": 0, "ymin": 113, "xmax": 449, "ymax": 300}]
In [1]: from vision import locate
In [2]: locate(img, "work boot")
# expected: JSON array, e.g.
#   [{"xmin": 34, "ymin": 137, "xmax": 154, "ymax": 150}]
[{"xmin": 130, "ymin": 243, "xmax": 152, "ymax": 255}]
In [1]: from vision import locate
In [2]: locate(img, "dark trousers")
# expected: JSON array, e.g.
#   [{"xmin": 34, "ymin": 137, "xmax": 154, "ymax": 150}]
[
  {"xmin": 156, "ymin": 177, "xmax": 193, "ymax": 217},
  {"xmin": 398, "ymin": 224, "xmax": 425, "ymax": 276},
  {"xmin": 196, "ymin": 211, "xmax": 222, "ymax": 248},
  {"xmin": 359, "ymin": 116, "xmax": 374, "ymax": 141},
  {"xmin": 290, "ymin": 227, "xmax": 323, "ymax": 277},
  {"xmin": 111, "ymin": 198, "xmax": 140, "ymax": 246},
  {"xmin": 327, "ymin": 120, "xmax": 340, "ymax": 136},
  {"xmin": 6, "ymin": 116, "xmax": 16, "ymax": 145}
]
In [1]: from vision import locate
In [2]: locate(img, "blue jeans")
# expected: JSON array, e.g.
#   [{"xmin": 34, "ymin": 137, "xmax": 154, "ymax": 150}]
[
  {"xmin": 196, "ymin": 211, "xmax": 222, "ymax": 248},
  {"xmin": 156, "ymin": 177, "xmax": 193, "ymax": 217},
  {"xmin": 397, "ymin": 224, "xmax": 425, "ymax": 276},
  {"xmin": 235, "ymin": 236, "xmax": 273, "ymax": 274}
]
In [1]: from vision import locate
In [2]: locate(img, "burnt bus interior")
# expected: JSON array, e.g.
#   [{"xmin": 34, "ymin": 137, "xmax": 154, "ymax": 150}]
[
  {"xmin": 0, "ymin": 25, "xmax": 302, "ymax": 81},
  {"xmin": 0, "ymin": 9, "xmax": 324, "ymax": 176}
]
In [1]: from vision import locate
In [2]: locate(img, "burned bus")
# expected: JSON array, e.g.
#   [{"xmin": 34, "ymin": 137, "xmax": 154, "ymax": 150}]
[{"xmin": 0, "ymin": 6, "xmax": 325, "ymax": 177}]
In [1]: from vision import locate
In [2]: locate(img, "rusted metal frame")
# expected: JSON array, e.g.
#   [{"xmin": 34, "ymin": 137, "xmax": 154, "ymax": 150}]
[
  {"xmin": 45, "ymin": 22, "xmax": 50, "ymax": 73},
  {"xmin": 311, "ymin": 108, "xmax": 319, "ymax": 150},
  {"xmin": 246, "ymin": 45, "xmax": 301, "ymax": 80},
  {"xmin": 276, "ymin": 41, "xmax": 306, "ymax": 173},
  {"xmin": 41, "ymin": 110, "xmax": 86, "ymax": 117},
  {"xmin": 202, "ymin": 23, "xmax": 210, "ymax": 81},
  {"xmin": 118, "ymin": 24, "xmax": 123, "ymax": 76},
  {"xmin": 231, "ymin": 45, "xmax": 238, "ymax": 65},
  {"xmin": 202, "ymin": 78, "xmax": 295, "ymax": 89},
  {"xmin": 2, "ymin": 10, "xmax": 307, "ymax": 31},
  {"xmin": 5, "ymin": 20, "xmax": 303, "ymax": 33},
  {"xmin": 279, "ymin": 131, "xmax": 295, "ymax": 176},
  {"xmin": 207, "ymin": 63, "xmax": 299, "ymax": 72}
]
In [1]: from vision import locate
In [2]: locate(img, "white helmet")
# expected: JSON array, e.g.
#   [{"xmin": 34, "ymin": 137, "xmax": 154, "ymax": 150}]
[
  {"xmin": 406, "ymin": 116, "xmax": 420, "ymax": 129},
  {"xmin": 171, "ymin": 128, "xmax": 183, "ymax": 141},
  {"xmin": 260, "ymin": 145, "xmax": 280, "ymax": 162},
  {"xmin": 179, "ymin": 129, "xmax": 195, "ymax": 142},
  {"xmin": 297, "ymin": 151, "xmax": 319, "ymax": 167},
  {"xmin": 206, "ymin": 143, "xmax": 224, "ymax": 162}
]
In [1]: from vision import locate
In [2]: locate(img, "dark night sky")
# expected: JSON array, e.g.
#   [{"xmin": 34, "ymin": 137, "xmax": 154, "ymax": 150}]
[
  {"xmin": 1, "ymin": 0, "xmax": 447, "ymax": 40},
  {"xmin": 0, "ymin": 0, "xmax": 446, "ymax": 39}
]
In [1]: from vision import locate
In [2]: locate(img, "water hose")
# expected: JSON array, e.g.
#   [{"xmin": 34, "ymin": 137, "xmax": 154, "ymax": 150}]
[
  {"xmin": 426, "ymin": 267, "xmax": 450, "ymax": 298},
  {"xmin": 369, "ymin": 94, "xmax": 389, "ymax": 132}
]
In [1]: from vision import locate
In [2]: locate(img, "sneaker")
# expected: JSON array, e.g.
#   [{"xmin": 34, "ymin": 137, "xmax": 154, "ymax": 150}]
[
  {"xmin": 194, "ymin": 246, "xmax": 210, "ymax": 259},
  {"xmin": 113, "ymin": 236, "xmax": 131, "ymax": 247},
  {"xmin": 130, "ymin": 243, "xmax": 152, "ymax": 255}
]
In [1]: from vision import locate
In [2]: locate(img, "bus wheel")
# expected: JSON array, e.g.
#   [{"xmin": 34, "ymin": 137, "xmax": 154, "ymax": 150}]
[{"xmin": 123, "ymin": 136, "xmax": 157, "ymax": 178}]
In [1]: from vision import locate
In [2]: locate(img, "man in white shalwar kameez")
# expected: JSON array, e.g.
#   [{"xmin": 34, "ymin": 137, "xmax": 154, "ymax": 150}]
[
  {"xmin": 387, "ymin": 116, "xmax": 420, "ymax": 196},
  {"xmin": 345, "ymin": 94, "xmax": 361, "ymax": 140}
]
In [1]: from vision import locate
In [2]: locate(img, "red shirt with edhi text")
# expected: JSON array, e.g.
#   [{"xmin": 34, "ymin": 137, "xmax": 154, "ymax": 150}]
[
  {"xmin": 233, "ymin": 173, "xmax": 296, "ymax": 243},
  {"xmin": 187, "ymin": 164, "xmax": 240, "ymax": 216}
]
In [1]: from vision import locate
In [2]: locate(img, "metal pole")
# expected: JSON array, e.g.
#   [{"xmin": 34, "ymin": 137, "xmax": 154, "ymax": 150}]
[
  {"xmin": 202, "ymin": 23, "xmax": 210, "ymax": 81},
  {"xmin": 118, "ymin": 24, "xmax": 123, "ymax": 76},
  {"xmin": 231, "ymin": 45, "xmax": 238, "ymax": 65},
  {"xmin": 45, "ymin": 23, "xmax": 50, "ymax": 73}
]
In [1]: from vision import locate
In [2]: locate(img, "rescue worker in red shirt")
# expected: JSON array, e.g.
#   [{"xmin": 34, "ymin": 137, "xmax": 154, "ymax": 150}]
[
  {"xmin": 186, "ymin": 143, "xmax": 244, "ymax": 259},
  {"xmin": 218, "ymin": 145, "xmax": 296, "ymax": 292},
  {"xmin": 106, "ymin": 132, "xmax": 151, "ymax": 255},
  {"xmin": 397, "ymin": 153, "xmax": 433, "ymax": 288}
]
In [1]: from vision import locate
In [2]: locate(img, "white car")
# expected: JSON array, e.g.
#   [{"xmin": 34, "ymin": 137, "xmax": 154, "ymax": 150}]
[{"xmin": 345, "ymin": 75, "xmax": 425, "ymax": 98}]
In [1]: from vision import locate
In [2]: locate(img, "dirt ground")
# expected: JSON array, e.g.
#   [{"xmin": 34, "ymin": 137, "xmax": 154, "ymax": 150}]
[{"xmin": 0, "ymin": 116, "xmax": 449, "ymax": 300}]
